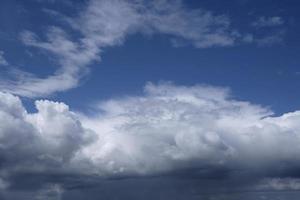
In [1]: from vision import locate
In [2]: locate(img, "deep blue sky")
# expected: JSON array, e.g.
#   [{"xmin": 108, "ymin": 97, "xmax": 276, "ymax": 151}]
[{"xmin": 1, "ymin": 0, "xmax": 300, "ymax": 114}]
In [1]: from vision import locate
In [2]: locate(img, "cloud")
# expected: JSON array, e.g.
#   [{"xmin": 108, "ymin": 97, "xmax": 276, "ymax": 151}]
[
  {"xmin": 0, "ymin": 51, "xmax": 8, "ymax": 66},
  {"xmin": 256, "ymin": 178, "xmax": 300, "ymax": 191},
  {"xmin": 246, "ymin": 16, "xmax": 286, "ymax": 46},
  {"xmin": 1, "ymin": 83, "xmax": 300, "ymax": 198},
  {"xmin": 0, "ymin": 91, "xmax": 94, "ymax": 177},
  {"xmin": 256, "ymin": 32, "xmax": 285, "ymax": 46},
  {"xmin": 0, "ymin": 0, "xmax": 240, "ymax": 97},
  {"xmin": 252, "ymin": 16, "xmax": 284, "ymax": 28},
  {"xmin": 76, "ymin": 82, "xmax": 300, "ymax": 176},
  {"xmin": 0, "ymin": 2, "xmax": 289, "ymax": 98},
  {"xmin": 73, "ymin": 0, "xmax": 237, "ymax": 48},
  {"xmin": 243, "ymin": 30, "xmax": 285, "ymax": 46},
  {"xmin": 35, "ymin": 184, "xmax": 63, "ymax": 200}
]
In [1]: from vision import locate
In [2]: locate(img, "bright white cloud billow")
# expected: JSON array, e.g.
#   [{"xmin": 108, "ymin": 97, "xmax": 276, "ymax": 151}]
[
  {"xmin": 1, "ymin": 83, "xmax": 300, "ymax": 181},
  {"xmin": 0, "ymin": 0, "xmax": 238, "ymax": 97},
  {"xmin": 0, "ymin": 91, "xmax": 94, "ymax": 174}
]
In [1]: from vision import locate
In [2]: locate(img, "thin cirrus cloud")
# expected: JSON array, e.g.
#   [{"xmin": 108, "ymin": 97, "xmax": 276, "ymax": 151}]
[
  {"xmin": 1, "ymin": 82, "xmax": 300, "ymax": 198},
  {"xmin": 1, "ymin": 0, "xmax": 242, "ymax": 98},
  {"xmin": 242, "ymin": 16, "xmax": 285, "ymax": 46},
  {"xmin": 0, "ymin": 51, "xmax": 8, "ymax": 66},
  {"xmin": 251, "ymin": 16, "xmax": 284, "ymax": 28}
]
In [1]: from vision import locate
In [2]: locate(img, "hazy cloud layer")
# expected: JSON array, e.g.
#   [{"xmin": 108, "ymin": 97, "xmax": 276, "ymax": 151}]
[{"xmin": 1, "ymin": 83, "xmax": 300, "ymax": 199}]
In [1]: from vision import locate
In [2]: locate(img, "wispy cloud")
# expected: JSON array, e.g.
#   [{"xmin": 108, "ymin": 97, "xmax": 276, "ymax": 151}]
[
  {"xmin": 0, "ymin": 51, "xmax": 8, "ymax": 66},
  {"xmin": 0, "ymin": 1, "xmax": 288, "ymax": 98},
  {"xmin": 1, "ymin": 83, "xmax": 300, "ymax": 198},
  {"xmin": 256, "ymin": 30, "xmax": 285, "ymax": 46},
  {"xmin": 242, "ymin": 30, "xmax": 285, "ymax": 46},
  {"xmin": 0, "ymin": 0, "xmax": 240, "ymax": 97},
  {"xmin": 252, "ymin": 16, "xmax": 284, "ymax": 28}
]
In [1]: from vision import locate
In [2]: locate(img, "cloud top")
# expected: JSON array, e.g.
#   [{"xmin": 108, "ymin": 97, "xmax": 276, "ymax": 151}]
[
  {"xmin": 252, "ymin": 16, "xmax": 284, "ymax": 27},
  {"xmin": 1, "ymin": 83, "xmax": 300, "ymax": 182}
]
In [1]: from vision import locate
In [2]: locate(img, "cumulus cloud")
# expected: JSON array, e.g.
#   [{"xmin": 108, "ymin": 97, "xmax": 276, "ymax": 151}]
[
  {"xmin": 252, "ymin": 16, "xmax": 284, "ymax": 28},
  {"xmin": 71, "ymin": 0, "xmax": 237, "ymax": 48},
  {"xmin": 75, "ymin": 83, "xmax": 300, "ymax": 176},
  {"xmin": 243, "ymin": 16, "xmax": 286, "ymax": 46},
  {"xmin": 0, "ymin": 91, "xmax": 94, "ymax": 176},
  {"xmin": 0, "ymin": 0, "xmax": 239, "ymax": 97},
  {"xmin": 1, "ymin": 82, "xmax": 300, "ymax": 193}
]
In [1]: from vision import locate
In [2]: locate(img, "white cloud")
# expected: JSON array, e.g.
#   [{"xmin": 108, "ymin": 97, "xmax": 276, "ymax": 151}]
[
  {"xmin": 0, "ymin": 0, "xmax": 239, "ymax": 97},
  {"xmin": 252, "ymin": 16, "xmax": 284, "ymax": 28},
  {"xmin": 0, "ymin": 91, "xmax": 94, "ymax": 174},
  {"xmin": 256, "ymin": 30, "xmax": 285, "ymax": 46},
  {"xmin": 242, "ymin": 30, "xmax": 285, "ymax": 46},
  {"xmin": 1, "ymin": 83, "xmax": 300, "ymax": 179},
  {"xmin": 247, "ymin": 16, "xmax": 286, "ymax": 46}
]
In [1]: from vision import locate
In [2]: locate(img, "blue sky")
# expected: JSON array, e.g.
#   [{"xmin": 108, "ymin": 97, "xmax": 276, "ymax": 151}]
[
  {"xmin": 1, "ymin": 0, "xmax": 300, "ymax": 199},
  {"xmin": 0, "ymin": 0, "xmax": 300, "ymax": 114}
]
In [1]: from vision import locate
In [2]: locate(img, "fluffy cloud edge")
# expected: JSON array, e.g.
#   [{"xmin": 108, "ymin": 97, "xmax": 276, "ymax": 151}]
[{"xmin": 1, "ymin": 82, "xmax": 300, "ymax": 179}]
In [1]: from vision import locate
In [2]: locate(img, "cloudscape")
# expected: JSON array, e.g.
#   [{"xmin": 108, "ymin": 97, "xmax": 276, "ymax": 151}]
[{"xmin": 0, "ymin": 0, "xmax": 300, "ymax": 199}]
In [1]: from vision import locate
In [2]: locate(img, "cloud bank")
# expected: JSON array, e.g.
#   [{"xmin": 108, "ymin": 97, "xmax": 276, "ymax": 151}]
[{"xmin": 1, "ymin": 83, "xmax": 300, "ymax": 198}]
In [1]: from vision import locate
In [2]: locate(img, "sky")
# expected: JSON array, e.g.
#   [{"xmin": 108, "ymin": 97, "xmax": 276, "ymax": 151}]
[{"xmin": 1, "ymin": 0, "xmax": 300, "ymax": 199}]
